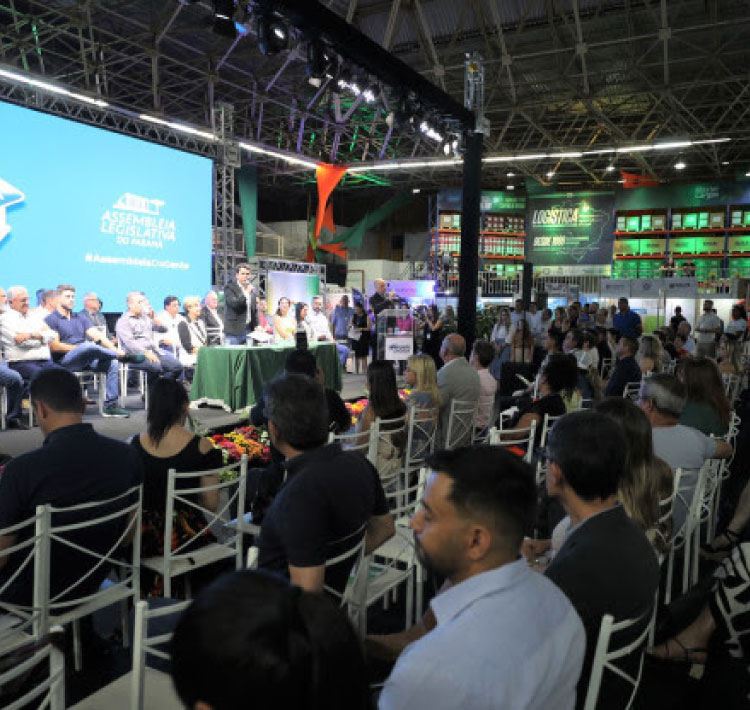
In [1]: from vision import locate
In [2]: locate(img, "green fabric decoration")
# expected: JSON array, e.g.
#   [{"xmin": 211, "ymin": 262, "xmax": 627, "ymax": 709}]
[{"xmin": 237, "ymin": 165, "xmax": 258, "ymax": 257}]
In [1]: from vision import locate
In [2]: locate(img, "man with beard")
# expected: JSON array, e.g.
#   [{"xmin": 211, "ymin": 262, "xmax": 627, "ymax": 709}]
[{"xmin": 374, "ymin": 446, "xmax": 585, "ymax": 710}]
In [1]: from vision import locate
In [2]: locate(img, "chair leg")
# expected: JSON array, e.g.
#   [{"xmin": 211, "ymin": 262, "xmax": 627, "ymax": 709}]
[
  {"xmin": 73, "ymin": 618, "xmax": 83, "ymax": 672},
  {"xmin": 164, "ymin": 574, "xmax": 171, "ymax": 599},
  {"xmin": 121, "ymin": 598, "xmax": 130, "ymax": 648}
]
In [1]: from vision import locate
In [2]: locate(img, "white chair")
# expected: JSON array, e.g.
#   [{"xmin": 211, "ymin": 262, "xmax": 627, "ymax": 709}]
[
  {"xmin": 119, "ymin": 364, "xmax": 148, "ymax": 408},
  {"xmin": 371, "ymin": 414, "xmax": 408, "ymax": 488},
  {"xmin": 74, "ymin": 370, "xmax": 106, "ymax": 415},
  {"xmin": 329, "ymin": 427, "xmax": 377, "ymax": 464},
  {"xmin": 582, "ymin": 609, "xmax": 655, "ymax": 710},
  {"xmin": 142, "ymin": 456, "xmax": 248, "ymax": 598},
  {"xmin": 534, "ymin": 413, "xmax": 564, "ymax": 485},
  {"xmin": 488, "ymin": 420, "xmax": 537, "ymax": 464},
  {"xmin": 622, "ymin": 382, "xmax": 641, "ymax": 401},
  {"xmin": 70, "ymin": 600, "xmax": 188, "ymax": 710},
  {"xmin": 0, "ymin": 626, "xmax": 65, "ymax": 710},
  {"xmin": 403, "ymin": 405, "xmax": 438, "ymax": 475},
  {"xmin": 722, "ymin": 373, "xmax": 741, "ymax": 402},
  {"xmin": 41, "ymin": 485, "xmax": 143, "ymax": 671},
  {"xmin": 600, "ymin": 357, "xmax": 614, "ymax": 380},
  {"xmin": 444, "ymin": 398, "xmax": 478, "ymax": 449}
]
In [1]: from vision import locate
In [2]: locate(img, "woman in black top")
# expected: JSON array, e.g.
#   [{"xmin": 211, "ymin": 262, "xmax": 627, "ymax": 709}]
[
  {"xmin": 349, "ymin": 302, "xmax": 371, "ymax": 374},
  {"xmin": 421, "ymin": 304, "xmax": 444, "ymax": 369}
]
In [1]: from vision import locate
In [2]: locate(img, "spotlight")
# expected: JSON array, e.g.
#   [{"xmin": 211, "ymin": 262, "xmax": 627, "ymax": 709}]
[
  {"xmin": 213, "ymin": 0, "xmax": 237, "ymax": 38},
  {"xmin": 546, "ymin": 170, "xmax": 555, "ymax": 179},
  {"xmin": 605, "ymin": 165, "xmax": 615, "ymax": 172},
  {"xmin": 674, "ymin": 160, "xmax": 686, "ymax": 170},
  {"xmin": 306, "ymin": 40, "xmax": 335, "ymax": 85},
  {"xmin": 257, "ymin": 13, "xmax": 288, "ymax": 55},
  {"xmin": 419, "ymin": 120, "xmax": 443, "ymax": 143},
  {"xmin": 722, "ymin": 161, "xmax": 730, "ymax": 166},
  {"xmin": 506, "ymin": 171, "xmax": 515, "ymax": 178}
]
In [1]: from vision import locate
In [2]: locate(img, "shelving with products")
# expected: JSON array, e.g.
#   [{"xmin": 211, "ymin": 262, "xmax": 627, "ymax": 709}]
[{"xmin": 430, "ymin": 211, "xmax": 526, "ymax": 261}]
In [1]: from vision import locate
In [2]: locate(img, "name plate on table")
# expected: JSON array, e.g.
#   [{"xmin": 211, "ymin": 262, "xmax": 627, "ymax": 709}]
[{"xmin": 384, "ymin": 336, "xmax": 414, "ymax": 361}]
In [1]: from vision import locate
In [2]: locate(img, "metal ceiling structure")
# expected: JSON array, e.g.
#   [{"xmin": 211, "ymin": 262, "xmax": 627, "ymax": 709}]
[{"xmin": 1, "ymin": 0, "xmax": 750, "ymax": 196}]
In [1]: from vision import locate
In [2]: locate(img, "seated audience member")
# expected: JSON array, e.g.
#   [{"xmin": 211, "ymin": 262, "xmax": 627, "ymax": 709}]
[
  {"xmin": 636, "ymin": 333, "xmax": 664, "ymax": 375},
  {"xmin": 717, "ymin": 333, "xmax": 742, "ymax": 376},
  {"xmin": 171, "ymin": 569, "xmax": 369, "ymax": 710},
  {"xmin": 504, "ymin": 354, "xmax": 577, "ymax": 447},
  {"xmin": 374, "ymin": 446, "xmax": 585, "ymax": 710},
  {"xmin": 726, "ymin": 304, "xmax": 748, "ymax": 339},
  {"xmin": 648, "ymin": 543, "xmax": 750, "ymax": 705},
  {"xmin": 274, "ymin": 297, "xmax": 296, "ymax": 342},
  {"xmin": 250, "ymin": 348, "xmax": 351, "ymax": 437},
  {"xmin": 0, "ymin": 358, "xmax": 25, "ymax": 429},
  {"xmin": 115, "ymin": 291, "xmax": 183, "ymax": 384},
  {"xmin": 543, "ymin": 411, "xmax": 661, "ymax": 708},
  {"xmin": 46, "ymin": 284, "xmax": 132, "ymax": 418},
  {"xmin": 357, "ymin": 361, "xmax": 408, "ymax": 480},
  {"xmin": 31, "ymin": 289, "xmax": 59, "ymax": 319},
  {"xmin": 674, "ymin": 332, "xmax": 690, "ymax": 359},
  {"xmin": 660, "ymin": 327, "xmax": 679, "ymax": 361},
  {"xmin": 437, "ymin": 334, "xmax": 480, "ymax": 446},
  {"xmin": 0, "ymin": 287, "xmax": 6, "ymax": 313},
  {"xmin": 679, "ymin": 357, "xmax": 731, "ymax": 436},
  {"xmin": 294, "ymin": 302, "xmax": 314, "ymax": 344},
  {"xmin": 156, "ymin": 295, "xmax": 183, "ymax": 357},
  {"xmin": 80, "ymin": 292, "xmax": 114, "ymax": 342},
  {"xmin": 0, "ymin": 368, "xmax": 143, "ymax": 606},
  {"xmin": 1, "ymin": 286, "xmax": 58, "ymax": 390},
  {"xmin": 253, "ymin": 297, "xmax": 274, "ymax": 338},
  {"xmin": 130, "ymin": 378, "xmax": 221, "ymax": 593},
  {"xmin": 200, "ymin": 291, "xmax": 224, "ymax": 346},
  {"xmin": 257, "ymin": 374, "xmax": 394, "ymax": 594},
  {"xmin": 594, "ymin": 326, "xmax": 612, "ymax": 374},
  {"xmin": 604, "ymin": 335, "xmax": 641, "ymax": 397},
  {"xmin": 581, "ymin": 329, "xmax": 599, "ymax": 371},
  {"xmin": 562, "ymin": 327, "xmax": 586, "ymax": 367},
  {"xmin": 470, "ymin": 339, "xmax": 497, "ymax": 431},
  {"xmin": 308, "ymin": 295, "xmax": 349, "ymax": 368},
  {"xmin": 404, "ymin": 353, "xmax": 441, "ymax": 411},
  {"xmin": 177, "ymin": 296, "xmax": 208, "ymax": 370},
  {"xmin": 638, "ymin": 374, "xmax": 732, "ymax": 471},
  {"xmin": 677, "ymin": 320, "xmax": 696, "ymax": 354}
]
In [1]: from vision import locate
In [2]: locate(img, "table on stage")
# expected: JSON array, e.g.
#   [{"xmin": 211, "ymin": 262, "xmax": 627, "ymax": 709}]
[{"xmin": 189, "ymin": 341, "xmax": 342, "ymax": 412}]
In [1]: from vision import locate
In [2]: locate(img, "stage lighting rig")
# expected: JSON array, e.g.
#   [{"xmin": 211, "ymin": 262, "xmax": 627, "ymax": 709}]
[
  {"xmin": 306, "ymin": 40, "xmax": 336, "ymax": 86},
  {"xmin": 213, "ymin": 0, "xmax": 238, "ymax": 38},
  {"xmin": 257, "ymin": 11, "xmax": 289, "ymax": 55}
]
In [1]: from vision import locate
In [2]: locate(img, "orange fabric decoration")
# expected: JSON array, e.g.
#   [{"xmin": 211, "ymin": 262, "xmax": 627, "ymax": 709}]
[
  {"xmin": 620, "ymin": 171, "xmax": 659, "ymax": 189},
  {"xmin": 307, "ymin": 164, "xmax": 347, "ymax": 262},
  {"xmin": 322, "ymin": 201, "xmax": 336, "ymax": 234}
]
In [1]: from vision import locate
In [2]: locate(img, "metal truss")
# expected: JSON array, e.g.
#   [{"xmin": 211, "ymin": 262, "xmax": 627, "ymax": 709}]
[
  {"xmin": 1, "ymin": 0, "xmax": 750, "ymax": 193},
  {"xmin": 249, "ymin": 256, "xmax": 327, "ymax": 298}
]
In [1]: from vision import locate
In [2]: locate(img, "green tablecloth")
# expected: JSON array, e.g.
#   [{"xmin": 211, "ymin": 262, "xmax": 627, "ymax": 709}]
[{"xmin": 190, "ymin": 342, "xmax": 342, "ymax": 412}]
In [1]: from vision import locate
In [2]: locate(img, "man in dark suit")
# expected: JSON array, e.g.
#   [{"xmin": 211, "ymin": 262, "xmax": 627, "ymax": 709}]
[
  {"xmin": 223, "ymin": 263, "xmax": 257, "ymax": 345},
  {"xmin": 603, "ymin": 335, "xmax": 641, "ymax": 397},
  {"xmin": 369, "ymin": 279, "xmax": 397, "ymax": 361},
  {"xmin": 543, "ymin": 411, "xmax": 660, "ymax": 709}
]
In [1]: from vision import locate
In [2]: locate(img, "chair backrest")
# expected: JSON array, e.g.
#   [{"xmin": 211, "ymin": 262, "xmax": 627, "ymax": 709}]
[
  {"xmin": 371, "ymin": 413, "xmax": 408, "ymax": 486},
  {"xmin": 444, "ymin": 398, "xmax": 478, "ymax": 449},
  {"xmin": 321, "ymin": 522, "xmax": 369, "ymax": 609},
  {"xmin": 404, "ymin": 406, "xmax": 437, "ymax": 474},
  {"xmin": 539, "ymin": 413, "xmax": 563, "ymax": 450},
  {"xmin": 488, "ymin": 420, "xmax": 537, "ymax": 463},
  {"xmin": 0, "ymin": 626, "xmax": 65, "ymax": 710},
  {"xmin": 622, "ymin": 382, "xmax": 641, "ymax": 401},
  {"xmin": 164, "ymin": 456, "xmax": 248, "ymax": 570},
  {"xmin": 328, "ymin": 428, "xmax": 376, "ymax": 465},
  {"xmin": 583, "ymin": 609, "xmax": 654, "ymax": 710},
  {"xmin": 0, "ymin": 509, "xmax": 47, "ymax": 645},
  {"xmin": 722, "ymin": 373, "xmax": 741, "ymax": 402},
  {"xmin": 39, "ymin": 485, "xmax": 143, "ymax": 629},
  {"xmin": 130, "ymin": 599, "xmax": 190, "ymax": 710},
  {"xmin": 600, "ymin": 357, "xmax": 614, "ymax": 380}
]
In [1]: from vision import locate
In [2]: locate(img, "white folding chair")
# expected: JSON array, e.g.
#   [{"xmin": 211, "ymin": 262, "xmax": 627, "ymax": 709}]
[
  {"xmin": 583, "ymin": 609, "xmax": 655, "ymax": 710},
  {"xmin": 70, "ymin": 600, "xmax": 188, "ymax": 710},
  {"xmin": 371, "ymin": 414, "xmax": 408, "ymax": 488},
  {"xmin": 142, "ymin": 456, "xmax": 248, "ymax": 598},
  {"xmin": 534, "ymin": 413, "xmax": 564, "ymax": 485},
  {"xmin": 403, "ymin": 405, "xmax": 438, "ymax": 475},
  {"xmin": 0, "ymin": 626, "xmax": 65, "ymax": 710},
  {"xmin": 119, "ymin": 363, "xmax": 148, "ymax": 408},
  {"xmin": 622, "ymin": 382, "xmax": 641, "ymax": 401},
  {"xmin": 444, "ymin": 398, "xmax": 479, "ymax": 449},
  {"xmin": 721, "ymin": 373, "xmax": 741, "ymax": 402},
  {"xmin": 600, "ymin": 357, "xmax": 614, "ymax": 380},
  {"xmin": 40, "ymin": 485, "xmax": 143, "ymax": 671},
  {"xmin": 73, "ymin": 370, "xmax": 106, "ymax": 415},
  {"xmin": 329, "ymin": 427, "xmax": 377, "ymax": 464},
  {"xmin": 488, "ymin": 420, "xmax": 537, "ymax": 464}
]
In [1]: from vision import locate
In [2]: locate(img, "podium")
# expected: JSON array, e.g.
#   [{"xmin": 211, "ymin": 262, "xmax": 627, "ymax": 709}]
[{"xmin": 376, "ymin": 309, "xmax": 414, "ymax": 362}]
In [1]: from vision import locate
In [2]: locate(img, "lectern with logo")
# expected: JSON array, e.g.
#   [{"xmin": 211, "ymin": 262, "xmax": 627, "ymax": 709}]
[{"xmin": 376, "ymin": 309, "xmax": 414, "ymax": 362}]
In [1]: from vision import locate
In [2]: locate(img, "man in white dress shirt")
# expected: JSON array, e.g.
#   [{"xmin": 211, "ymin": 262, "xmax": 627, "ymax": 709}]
[
  {"xmin": 307, "ymin": 295, "xmax": 349, "ymax": 368},
  {"xmin": 376, "ymin": 445, "xmax": 585, "ymax": 710},
  {"xmin": 695, "ymin": 299, "xmax": 722, "ymax": 358},
  {"xmin": 155, "ymin": 295, "xmax": 184, "ymax": 357}
]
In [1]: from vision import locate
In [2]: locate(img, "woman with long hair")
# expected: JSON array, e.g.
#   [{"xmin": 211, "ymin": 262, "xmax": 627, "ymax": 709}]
[
  {"xmin": 510, "ymin": 318, "xmax": 535, "ymax": 363},
  {"xmin": 717, "ymin": 333, "xmax": 743, "ymax": 376},
  {"xmin": 294, "ymin": 302, "xmax": 314, "ymax": 342},
  {"xmin": 421, "ymin": 304, "xmax": 444, "ymax": 369},
  {"xmin": 357, "ymin": 361, "xmax": 407, "ymax": 480},
  {"xmin": 349, "ymin": 301, "xmax": 371, "ymax": 374},
  {"xmin": 551, "ymin": 306, "xmax": 566, "ymax": 330},
  {"xmin": 679, "ymin": 356, "xmax": 731, "ymax": 435},
  {"xmin": 636, "ymin": 334, "xmax": 664, "ymax": 375},
  {"xmin": 177, "ymin": 296, "xmax": 207, "ymax": 371},
  {"xmin": 130, "ymin": 378, "xmax": 222, "ymax": 593},
  {"xmin": 404, "ymin": 353, "xmax": 440, "ymax": 410},
  {"xmin": 274, "ymin": 297, "xmax": 296, "ymax": 342}
]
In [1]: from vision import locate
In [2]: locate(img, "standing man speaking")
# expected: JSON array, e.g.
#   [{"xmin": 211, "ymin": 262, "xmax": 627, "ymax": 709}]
[{"xmin": 223, "ymin": 263, "xmax": 257, "ymax": 345}]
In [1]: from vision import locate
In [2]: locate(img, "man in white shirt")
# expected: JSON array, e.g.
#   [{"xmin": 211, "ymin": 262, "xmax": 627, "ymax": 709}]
[
  {"xmin": 510, "ymin": 298, "xmax": 526, "ymax": 326},
  {"xmin": 375, "ymin": 445, "xmax": 585, "ymax": 710},
  {"xmin": 526, "ymin": 302, "xmax": 542, "ymax": 338},
  {"xmin": 1, "ymin": 286, "xmax": 58, "ymax": 393},
  {"xmin": 695, "ymin": 299, "xmax": 722, "ymax": 358},
  {"xmin": 307, "ymin": 296, "xmax": 349, "ymax": 368},
  {"xmin": 155, "ymin": 295, "xmax": 184, "ymax": 357},
  {"xmin": 201, "ymin": 290, "xmax": 224, "ymax": 346}
]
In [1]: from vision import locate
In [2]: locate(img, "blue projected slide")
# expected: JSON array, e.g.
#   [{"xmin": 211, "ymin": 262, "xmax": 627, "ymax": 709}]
[{"xmin": 0, "ymin": 101, "xmax": 212, "ymax": 310}]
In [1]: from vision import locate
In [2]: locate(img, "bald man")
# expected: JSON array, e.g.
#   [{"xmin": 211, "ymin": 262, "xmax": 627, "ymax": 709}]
[{"xmin": 436, "ymin": 334, "xmax": 480, "ymax": 447}]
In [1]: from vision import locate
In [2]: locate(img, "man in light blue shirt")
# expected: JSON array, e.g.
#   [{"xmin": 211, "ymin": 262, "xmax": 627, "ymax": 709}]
[{"xmin": 376, "ymin": 446, "xmax": 585, "ymax": 710}]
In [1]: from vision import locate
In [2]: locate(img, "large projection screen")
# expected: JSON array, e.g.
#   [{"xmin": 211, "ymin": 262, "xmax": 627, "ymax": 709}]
[{"xmin": 0, "ymin": 101, "xmax": 212, "ymax": 310}]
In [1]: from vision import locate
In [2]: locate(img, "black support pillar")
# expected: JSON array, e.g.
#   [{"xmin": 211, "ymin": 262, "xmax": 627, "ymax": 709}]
[{"xmin": 457, "ymin": 130, "xmax": 482, "ymax": 354}]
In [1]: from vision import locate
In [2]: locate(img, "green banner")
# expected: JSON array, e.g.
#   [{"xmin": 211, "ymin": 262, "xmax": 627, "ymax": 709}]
[
  {"xmin": 437, "ymin": 188, "xmax": 526, "ymax": 212},
  {"xmin": 237, "ymin": 165, "xmax": 258, "ymax": 257},
  {"xmin": 615, "ymin": 181, "xmax": 750, "ymax": 210},
  {"xmin": 526, "ymin": 191, "xmax": 615, "ymax": 266}
]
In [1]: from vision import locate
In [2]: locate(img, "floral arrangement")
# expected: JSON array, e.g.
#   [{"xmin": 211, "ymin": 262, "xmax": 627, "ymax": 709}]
[
  {"xmin": 345, "ymin": 389, "xmax": 412, "ymax": 426},
  {"xmin": 211, "ymin": 425, "xmax": 271, "ymax": 478}
]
